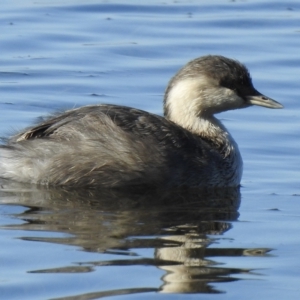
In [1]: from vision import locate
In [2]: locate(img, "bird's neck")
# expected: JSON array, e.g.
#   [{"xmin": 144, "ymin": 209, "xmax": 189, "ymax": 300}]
[
  {"xmin": 168, "ymin": 108, "xmax": 233, "ymax": 152},
  {"xmin": 164, "ymin": 99, "xmax": 232, "ymax": 152}
]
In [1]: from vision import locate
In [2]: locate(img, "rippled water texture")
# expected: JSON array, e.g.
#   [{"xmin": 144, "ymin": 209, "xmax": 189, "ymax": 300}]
[{"xmin": 1, "ymin": 1, "xmax": 300, "ymax": 299}]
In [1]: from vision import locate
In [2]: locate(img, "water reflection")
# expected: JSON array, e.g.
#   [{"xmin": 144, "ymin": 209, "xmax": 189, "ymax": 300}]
[{"xmin": 0, "ymin": 182, "xmax": 270, "ymax": 296}]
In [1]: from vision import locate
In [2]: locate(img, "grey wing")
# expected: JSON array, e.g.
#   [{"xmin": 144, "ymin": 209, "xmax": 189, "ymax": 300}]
[{"xmin": 6, "ymin": 105, "xmax": 177, "ymax": 187}]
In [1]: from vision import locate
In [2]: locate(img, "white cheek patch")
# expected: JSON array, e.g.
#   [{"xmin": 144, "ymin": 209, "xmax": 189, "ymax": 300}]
[{"xmin": 166, "ymin": 77, "xmax": 211, "ymax": 128}]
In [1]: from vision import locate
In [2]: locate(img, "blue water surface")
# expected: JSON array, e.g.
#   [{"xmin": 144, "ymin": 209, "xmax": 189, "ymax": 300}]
[{"xmin": 1, "ymin": 0, "xmax": 300, "ymax": 299}]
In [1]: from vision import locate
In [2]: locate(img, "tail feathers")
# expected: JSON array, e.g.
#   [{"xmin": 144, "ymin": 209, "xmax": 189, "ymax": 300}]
[
  {"xmin": 0, "ymin": 147, "xmax": 16, "ymax": 178},
  {"xmin": 0, "ymin": 146, "xmax": 49, "ymax": 184}
]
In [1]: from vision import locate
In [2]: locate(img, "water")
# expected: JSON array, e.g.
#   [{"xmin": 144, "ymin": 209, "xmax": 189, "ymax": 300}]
[{"xmin": 1, "ymin": 0, "xmax": 300, "ymax": 299}]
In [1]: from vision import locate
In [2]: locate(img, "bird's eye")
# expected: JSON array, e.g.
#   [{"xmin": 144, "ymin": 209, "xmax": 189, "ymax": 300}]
[{"xmin": 220, "ymin": 80, "xmax": 234, "ymax": 90}]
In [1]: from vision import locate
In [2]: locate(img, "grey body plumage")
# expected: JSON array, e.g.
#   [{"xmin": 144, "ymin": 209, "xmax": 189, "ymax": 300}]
[{"xmin": 0, "ymin": 55, "xmax": 283, "ymax": 188}]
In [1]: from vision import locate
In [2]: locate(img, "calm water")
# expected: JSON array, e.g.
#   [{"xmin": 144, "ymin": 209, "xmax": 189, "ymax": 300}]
[{"xmin": 1, "ymin": 0, "xmax": 300, "ymax": 299}]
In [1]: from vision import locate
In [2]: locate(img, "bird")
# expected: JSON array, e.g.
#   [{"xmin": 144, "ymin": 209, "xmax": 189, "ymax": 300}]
[{"xmin": 0, "ymin": 55, "xmax": 283, "ymax": 189}]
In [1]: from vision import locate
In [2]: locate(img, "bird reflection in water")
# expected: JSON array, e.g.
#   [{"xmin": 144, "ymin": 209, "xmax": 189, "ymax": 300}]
[{"xmin": 0, "ymin": 183, "xmax": 271, "ymax": 296}]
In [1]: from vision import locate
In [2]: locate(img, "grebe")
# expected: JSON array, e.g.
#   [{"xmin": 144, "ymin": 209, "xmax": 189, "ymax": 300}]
[{"xmin": 0, "ymin": 55, "xmax": 283, "ymax": 188}]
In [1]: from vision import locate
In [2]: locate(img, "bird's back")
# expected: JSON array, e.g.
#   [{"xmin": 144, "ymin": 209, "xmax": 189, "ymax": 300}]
[{"xmin": 0, "ymin": 104, "xmax": 238, "ymax": 188}]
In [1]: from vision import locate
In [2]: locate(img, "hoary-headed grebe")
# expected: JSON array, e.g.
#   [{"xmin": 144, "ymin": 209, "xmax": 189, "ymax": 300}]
[{"xmin": 0, "ymin": 55, "xmax": 283, "ymax": 188}]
